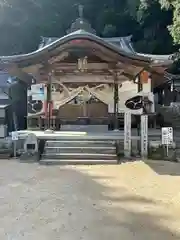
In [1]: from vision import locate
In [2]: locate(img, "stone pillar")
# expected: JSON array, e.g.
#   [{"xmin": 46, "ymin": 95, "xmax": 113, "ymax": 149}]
[
  {"xmin": 141, "ymin": 115, "xmax": 148, "ymax": 159},
  {"xmin": 124, "ymin": 112, "xmax": 131, "ymax": 158}
]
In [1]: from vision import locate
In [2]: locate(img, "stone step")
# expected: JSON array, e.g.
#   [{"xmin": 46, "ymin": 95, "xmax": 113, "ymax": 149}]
[
  {"xmin": 41, "ymin": 152, "xmax": 117, "ymax": 160},
  {"xmin": 44, "ymin": 146, "xmax": 116, "ymax": 154},
  {"xmin": 39, "ymin": 159, "xmax": 118, "ymax": 165},
  {"xmin": 45, "ymin": 140, "xmax": 115, "ymax": 148},
  {"xmin": 41, "ymin": 136, "xmax": 117, "ymax": 164}
]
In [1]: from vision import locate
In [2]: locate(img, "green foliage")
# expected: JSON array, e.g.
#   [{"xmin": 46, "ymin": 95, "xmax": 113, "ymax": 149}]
[
  {"xmin": 133, "ymin": 0, "xmax": 175, "ymax": 53},
  {"xmin": 160, "ymin": 0, "xmax": 180, "ymax": 44},
  {"xmin": 0, "ymin": 0, "xmax": 178, "ymax": 55}
]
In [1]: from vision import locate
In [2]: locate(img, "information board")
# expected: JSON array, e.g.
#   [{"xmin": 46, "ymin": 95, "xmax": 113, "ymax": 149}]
[{"xmin": 161, "ymin": 127, "xmax": 173, "ymax": 145}]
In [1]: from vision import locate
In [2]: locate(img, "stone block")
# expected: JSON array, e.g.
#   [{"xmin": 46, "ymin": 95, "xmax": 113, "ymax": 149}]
[
  {"xmin": 0, "ymin": 137, "xmax": 13, "ymax": 158},
  {"xmin": 20, "ymin": 152, "xmax": 40, "ymax": 162},
  {"xmin": 0, "ymin": 125, "xmax": 7, "ymax": 138}
]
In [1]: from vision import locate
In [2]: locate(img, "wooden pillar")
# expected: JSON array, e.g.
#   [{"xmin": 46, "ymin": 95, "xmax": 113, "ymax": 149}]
[
  {"xmin": 137, "ymin": 75, "xmax": 143, "ymax": 93},
  {"xmin": 158, "ymin": 88, "xmax": 163, "ymax": 105},
  {"xmin": 46, "ymin": 71, "xmax": 53, "ymax": 129},
  {"xmin": 137, "ymin": 74, "xmax": 142, "ymax": 143},
  {"xmin": 163, "ymin": 84, "xmax": 171, "ymax": 106},
  {"xmin": 113, "ymin": 72, "xmax": 119, "ymax": 130}
]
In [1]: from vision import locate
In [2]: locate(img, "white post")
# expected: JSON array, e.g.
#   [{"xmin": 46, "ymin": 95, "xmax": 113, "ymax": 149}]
[
  {"xmin": 124, "ymin": 112, "xmax": 131, "ymax": 158},
  {"xmin": 141, "ymin": 115, "xmax": 148, "ymax": 159}
]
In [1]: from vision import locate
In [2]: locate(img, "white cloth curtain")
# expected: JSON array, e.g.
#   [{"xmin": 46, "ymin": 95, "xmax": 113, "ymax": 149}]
[
  {"xmin": 51, "ymin": 77, "xmax": 84, "ymax": 109},
  {"xmin": 85, "ymin": 85, "xmax": 113, "ymax": 105},
  {"xmin": 53, "ymin": 87, "xmax": 83, "ymax": 109}
]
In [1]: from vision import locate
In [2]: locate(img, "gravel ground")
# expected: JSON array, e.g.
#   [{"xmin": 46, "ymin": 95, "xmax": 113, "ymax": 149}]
[{"xmin": 0, "ymin": 160, "xmax": 180, "ymax": 239}]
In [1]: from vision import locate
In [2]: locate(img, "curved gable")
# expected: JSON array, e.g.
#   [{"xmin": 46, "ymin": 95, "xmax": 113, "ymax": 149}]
[{"xmin": 0, "ymin": 30, "xmax": 152, "ymax": 65}]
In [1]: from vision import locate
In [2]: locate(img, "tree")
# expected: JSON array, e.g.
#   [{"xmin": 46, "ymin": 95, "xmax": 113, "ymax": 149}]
[
  {"xmin": 160, "ymin": 0, "xmax": 180, "ymax": 44},
  {"xmin": 102, "ymin": 24, "xmax": 117, "ymax": 37},
  {"xmin": 0, "ymin": 0, "xmax": 177, "ymax": 55},
  {"xmin": 132, "ymin": 0, "xmax": 175, "ymax": 53}
]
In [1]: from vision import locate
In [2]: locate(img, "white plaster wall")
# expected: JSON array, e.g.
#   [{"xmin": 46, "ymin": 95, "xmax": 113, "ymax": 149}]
[
  {"xmin": 108, "ymin": 80, "xmax": 154, "ymax": 114},
  {"xmin": 142, "ymin": 78, "xmax": 151, "ymax": 93}
]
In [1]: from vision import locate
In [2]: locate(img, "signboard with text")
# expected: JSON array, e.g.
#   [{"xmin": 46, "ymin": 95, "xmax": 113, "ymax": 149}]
[{"xmin": 162, "ymin": 127, "xmax": 173, "ymax": 145}]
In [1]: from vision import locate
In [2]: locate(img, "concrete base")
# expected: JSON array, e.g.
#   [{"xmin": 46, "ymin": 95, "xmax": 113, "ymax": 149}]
[{"xmin": 20, "ymin": 152, "xmax": 40, "ymax": 162}]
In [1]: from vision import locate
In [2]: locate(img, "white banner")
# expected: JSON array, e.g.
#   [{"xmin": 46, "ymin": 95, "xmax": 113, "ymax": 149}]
[{"xmin": 124, "ymin": 112, "xmax": 131, "ymax": 158}]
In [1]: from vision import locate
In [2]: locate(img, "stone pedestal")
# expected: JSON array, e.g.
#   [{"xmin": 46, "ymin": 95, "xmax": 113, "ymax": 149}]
[{"xmin": 20, "ymin": 133, "xmax": 40, "ymax": 162}]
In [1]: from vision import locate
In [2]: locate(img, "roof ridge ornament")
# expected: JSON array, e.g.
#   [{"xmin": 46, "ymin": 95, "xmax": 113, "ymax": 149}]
[
  {"xmin": 67, "ymin": 5, "xmax": 96, "ymax": 35},
  {"xmin": 78, "ymin": 4, "xmax": 84, "ymax": 19}
]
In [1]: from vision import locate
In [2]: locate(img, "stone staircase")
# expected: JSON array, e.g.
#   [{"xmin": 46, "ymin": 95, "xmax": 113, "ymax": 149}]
[{"xmin": 40, "ymin": 139, "xmax": 118, "ymax": 165}]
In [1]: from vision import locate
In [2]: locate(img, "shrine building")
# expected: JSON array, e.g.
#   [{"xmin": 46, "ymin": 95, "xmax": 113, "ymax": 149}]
[{"xmin": 0, "ymin": 8, "xmax": 176, "ymax": 131}]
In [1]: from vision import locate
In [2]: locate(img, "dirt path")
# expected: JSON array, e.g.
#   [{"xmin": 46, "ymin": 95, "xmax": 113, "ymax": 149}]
[{"xmin": 0, "ymin": 160, "xmax": 180, "ymax": 239}]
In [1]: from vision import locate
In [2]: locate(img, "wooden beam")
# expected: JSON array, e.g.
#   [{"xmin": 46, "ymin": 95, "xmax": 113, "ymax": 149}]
[
  {"xmin": 48, "ymin": 74, "xmax": 128, "ymax": 84},
  {"xmin": 22, "ymin": 64, "xmax": 43, "ymax": 74},
  {"xmin": 48, "ymin": 51, "xmax": 69, "ymax": 64},
  {"xmin": 7, "ymin": 64, "xmax": 33, "ymax": 83},
  {"xmin": 52, "ymin": 62, "xmax": 110, "ymax": 71},
  {"xmin": 117, "ymin": 62, "xmax": 143, "ymax": 76}
]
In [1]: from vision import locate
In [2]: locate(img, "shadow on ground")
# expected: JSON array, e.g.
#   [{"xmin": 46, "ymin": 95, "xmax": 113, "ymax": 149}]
[
  {"xmin": 0, "ymin": 161, "xmax": 179, "ymax": 239},
  {"xmin": 145, "ymin": 160, "xmax": 180, "ymax": 176},
  {"xmin": 71, "ymin": 168, "xmax": 179, "ymax": 239}
]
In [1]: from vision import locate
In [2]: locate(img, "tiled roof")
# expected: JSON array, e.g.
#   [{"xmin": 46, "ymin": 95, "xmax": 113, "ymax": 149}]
[{"xmin": 0, "ymin": 71, "xmax": 10, "ymax": 87}]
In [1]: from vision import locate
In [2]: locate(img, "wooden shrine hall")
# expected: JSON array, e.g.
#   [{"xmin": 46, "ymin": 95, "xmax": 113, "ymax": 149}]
[{"xmin": 0, "ymin": 8, "xmax": 176, "ymax": 131}]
